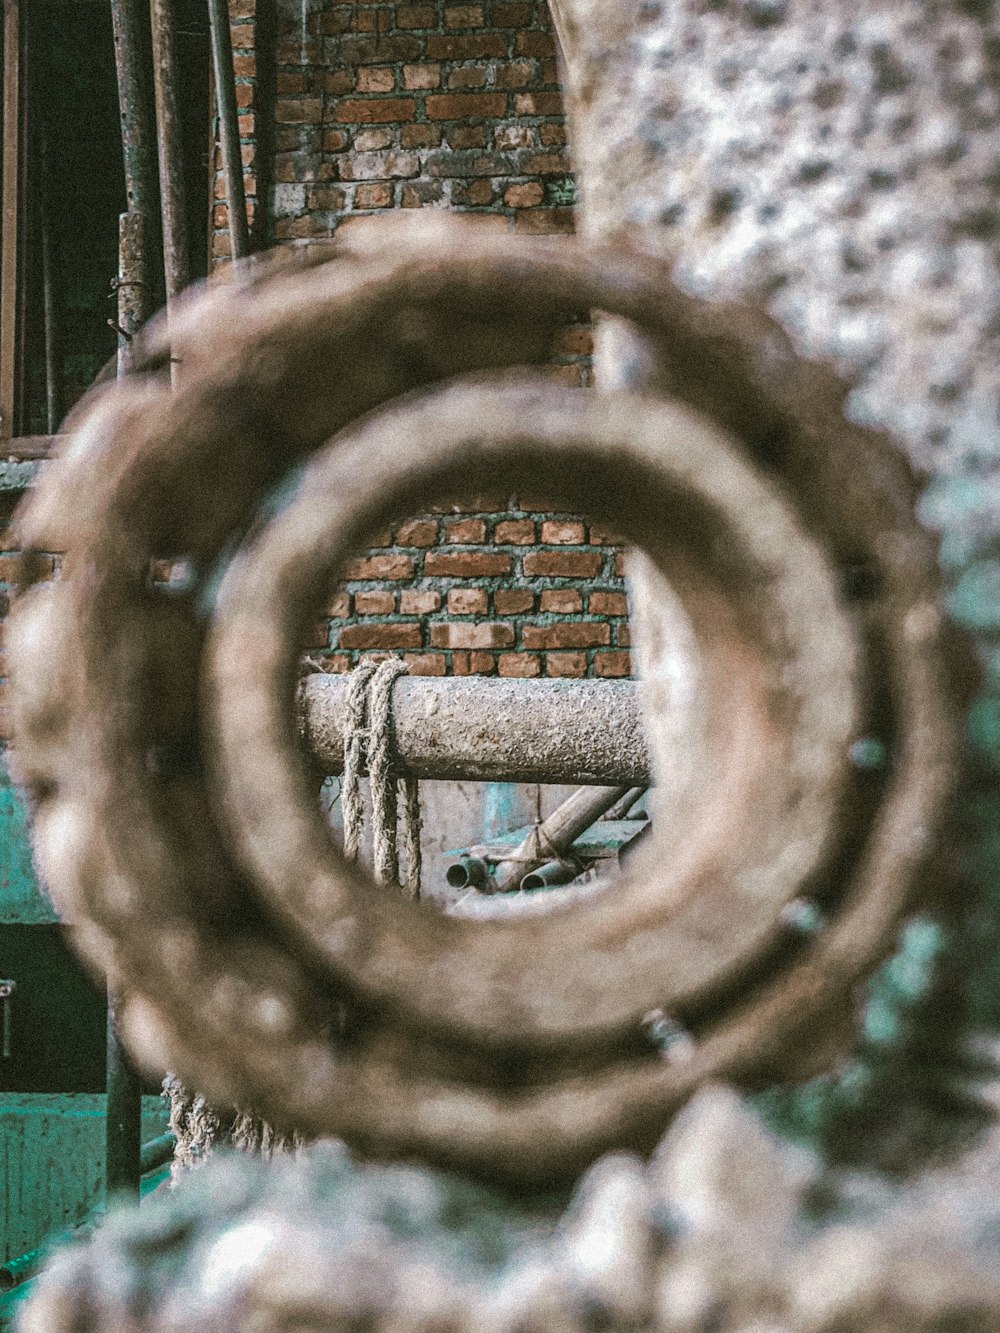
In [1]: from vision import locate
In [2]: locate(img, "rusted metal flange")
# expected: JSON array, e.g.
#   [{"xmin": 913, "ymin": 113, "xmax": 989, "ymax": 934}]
[{"xmin": 7, "ymin": 217, "xmax": 963, "ymax": 1182}]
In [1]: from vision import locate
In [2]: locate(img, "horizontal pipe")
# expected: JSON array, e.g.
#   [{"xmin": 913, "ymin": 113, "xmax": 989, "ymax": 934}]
[
  {"xmin": 445, "ymin": 856, "xmax": 492, "ymax": 891},
  {"xmin": 300, "ymin": 677, "xmax": 650, "ymax": 786},
  {"xmin": 520, "ymin": 858, "xmax": 578, "ymax": 891},
  {"xmin": 140, "ymin": 1130, "xmax": 176, "ymax": 1175},
  {"xmin": 493, "ymin": 783, "xmax": 629, "ymax": 892}
]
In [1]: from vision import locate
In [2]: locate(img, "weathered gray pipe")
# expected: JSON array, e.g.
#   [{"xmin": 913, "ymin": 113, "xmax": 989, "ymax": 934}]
[
  {"xmin": 207, "ymin": 0, "xmax": 249, "ymax": 262},
  {"xmin": 445, "ymin": 856, "xmax": 492, "ymax": 891},
  {"xmin": 520, "ymin": 859, "xmax": 579, "ymax": 891},
  {"xmin": 492, "ymin": 784, "xmax": 631, "ymax": 893},
  {"xmin": 299, "ymin": 676, "xmax": 650, "ymax": 787},
  {"xmin": 150, "ymin": 0, "xmax": 190, "ymax": 306}
]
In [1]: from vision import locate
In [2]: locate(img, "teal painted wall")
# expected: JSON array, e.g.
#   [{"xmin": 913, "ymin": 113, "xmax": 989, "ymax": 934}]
[
  {"xmin": 0, "ymin": 1094, "xmax": 169, "ymax": 1262},
  {"xmin": 0, "ymin": 755, "xmax": 52, "ymax": 926}
]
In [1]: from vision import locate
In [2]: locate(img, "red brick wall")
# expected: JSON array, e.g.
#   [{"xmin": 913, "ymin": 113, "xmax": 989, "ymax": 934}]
[
  {"xmin": 214, "ymin": 0, "xmax": 633, "ymax": 683},
  {"xmin": 306, "ymin": 498, "xmax": 633, "ymax": 680}
]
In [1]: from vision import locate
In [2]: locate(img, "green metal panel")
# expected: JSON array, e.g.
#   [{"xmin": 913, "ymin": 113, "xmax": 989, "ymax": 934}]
[
  {"xmin": 0, "ymin": 1093, "xmax": 169, "ymax": 1262},
  {"xmin": 0, "ymin": 754, "xmax": 54, "ymax": 925}
]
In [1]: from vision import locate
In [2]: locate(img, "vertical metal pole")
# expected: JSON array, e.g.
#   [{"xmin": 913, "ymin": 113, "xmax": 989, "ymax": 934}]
[
  {"xmin": 106, "ymin": 990, "xmax": 143, "ymax": 1202},
  {"xmin": 150, "ymin": 0, "xmax": 190, "ymax": 305},
  {"xmin": 39, "ymin": 119, "xmax": 61, "ymax": 433},
  {"xmin": 207, "ymin": 0, "xmax": 249, "ymax": 262},
  {"xmin": 105, "ymin": 211, "xmax": 150, "ymax": 1203},
  {"xmin": 110, "ymin": 0, "xmax": 158, "ymax": 218},
  {"xmin": 115, "ymin": 211, "xmax": 149, "ymax": 375},
  {"xmin": 0, "ymin": 0, "xmax": 22, "ymax": 439}
]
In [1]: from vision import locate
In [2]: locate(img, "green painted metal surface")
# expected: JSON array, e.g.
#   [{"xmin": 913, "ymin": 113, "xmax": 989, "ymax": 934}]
[
  {"xmin": 0, "ymin": 1094, "xmax": 169, "ymax": 1263},
  {"xmin": 0, "ymin": 754, "xmax": 53, "ymax": 925}
]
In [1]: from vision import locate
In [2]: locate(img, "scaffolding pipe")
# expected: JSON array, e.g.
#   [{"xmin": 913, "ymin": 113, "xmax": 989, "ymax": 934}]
[
  {"xmin": 492, "ymin": 784, "xmax": 631, "ymax": 892},
  {"xmin": 110, "ymin": 0, "xmax": 158, "ymax": 218},
  {"xmin": 207, "ymin": 0, "xmax": 250, "ymax": 262},
  {"xmin": 39, "ymin": 118, "xmax": 61, "ymax": 433},
  {"xmin": 300, "ymin": 675, "xmax": 650, "ymax": 787},
  {"xmin": 150, "ymin": 0, "xmax": 190, "ymax": 306}
]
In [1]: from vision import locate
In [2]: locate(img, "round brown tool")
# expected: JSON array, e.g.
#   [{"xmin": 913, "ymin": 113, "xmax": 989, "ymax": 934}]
[{"xmin": 7, "ymin": 218, "xmax": 962, "ymax": 1181}]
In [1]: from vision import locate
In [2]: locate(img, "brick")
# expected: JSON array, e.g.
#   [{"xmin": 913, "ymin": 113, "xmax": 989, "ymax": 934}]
[
  {"xmin": 492, "ymin": 3, "xmax": 532, "ymax": 25},
  {"xmin": 276, "ymin": 98, "xmax": 323, "ymax": 124},
  {"xmin": 587, "ymin": 590, "xmax": 627, "ymax": 617},
  {"xmin": 494, "ymin": 61, "xmax": 535, "ymax": 88},
  {"xmin": 326, "ymin": 591, "xmax": 351, "ymax": 617},
  {"xmin": 276, "ymin": 70, "xmax": 306, "ymax": 94},
  {"xmin": 337, "ymin": 97, "xmax": 417, "ymax": 124},
  {"xmin": 451, "ymin": 650, "xmax": 497, "ymax": 675},
  {"xmin": 595, "ymin": 651, "xmax": 633, "ymax": 678},
  {"xmin": 319, "ymin": 8, "xmax": 352, "ymax": 34},
  {"xmin": 339, "ymin": 623, "xmax": 423, "ymax": 650},
  {"xmin": 495, "ymin": 125, "xmax": 533, "ymax": 149},
  {"xmin": 540, "ymin": 589, "xmax": 582, "ymax": 614},
  {"xmin": 539, "ymin": 123, "xmax": 567, "ymax": 145},
  {"xmin": 494, "ymin": 589, "xmax": 534, "ymax": 614},
  {"xmin": 402, "ymin": 63, "xmax": 441, "ymax": 89},
  {"xmin": 336, "ymin": 34, "xmax": 423, "ymax": 64},
  {"xmin": 402, "ymin": 181, "xmax": 446, "ymax": 206},
  {"xmin": 453, "ymin": 178, "xmax": 494, "ymax": 205},
  {"xmin": 353, "ymin": 128, "xmax": 391, "ymax": 151},
  {"xmin": 323, "ymin": 128, "xmax": 351, "ymax": 152},
  {"xmin": 448, "ymin": 124, "xmax": 488, "ymax": 148},
  {"xmin": 541, "ymin": 518, "xmax": 586, "ymax": 544},
  {"xmin": 430, "ymin": 622, "xmax": 514, "ymax": 649},
  {"xmin": 426, "ymin": 93, "xmax": 507, "ymax": 120},
  {"xmin": 306, "ymin": 184, "xmax": 346, "ymax": 210},
  {"xmin": 344, "ymin": 554, "xmax": 414, "ymax": 580},
  {"xmin": 444, "ymin": 5, "xmax": 484, "ymax": 26},
  {"xmin": 354, "ymin": 589, "xmax": 396, "ymax": 614},
  {"xmin": 616, "ymin": 624, "xmax": 632, "ymax": 648},
  {"xmin": 425, "ymin": 149, "xmax": 513, "ymax": 177},
  {"xmin": 403, "ymin": 652, "xmax": 447, "ymax": 676},
  {"xmin": 448, "ymin": 65, "xmax": 488, "ymax": 89},
  {"xmin": 587, "ymin": 523, "xmax": 623, "ymax": 545},
  {"xmin": 400, "ymin": 589, "xmax": 442, "ymax": 614},
  {"xmin": 495, "ymin": 518, "xmax": 535, "ymax": 545},
  {"xmin": 514, "ymin": 91, "xmax": 563, "ymax": 115},
  {"xmin": 425, "ymin": 33, "xmax": 506, "ymax": 59},
  {"xmin": 324, "ymin": 70, "xmax": 354, "ymax": 95},
  {"xmin": 545, "ymin": 652, "xmax": 587, "ymax": 678},
  {"xmin": 396, "ymin": 518, "xmax": 439, "ymax": 546},
  {"xmin": 614, "ymin": 553, "xmax": 626, "ymax": 576},
  {"xmin": 355, "ymin": 182, "xmax": 394, "ymax": 208},
  {"xmin": 339, "ymin": 151, "xmax": 420, "ymax": 180},
  {"xmin": 523, "ymin": 550, "xmax": 602, "ymax": 578},
  {"xmin": 504, "ymin": 181, "xmax": 544, "ymax": 207},
  {"xmin": 396, "ymin": 4, "xmax": 436, "ymax": 27},
  {"xmin": 445, "ymin": 517, "xmax": 486, "ymax": 543},
  {"xmin": 522, "ymin": 623, "xmax": 610, "ymax": 650},
  {"xmin": 447, "ymin": 587, "xmax": 489, "ymax": 615},
  {"xmin": 401, "ymin": 123, "xmax": 442, "ymax": 147},
  {"xmin": 424, "ymin": 551, "xmax": 511, "ymax": 577},
  {"xmin": 355, "ymin": 66, "xmax": 395, "ymax": 93},
  {"xmin": 515, "ymin": 31, "xmax": 556, "ymax": 57},
  {"xmin": 514, "ymin": 206, "xmax": 575, "ymax": 234},
  {"xmin": 522, "ymin": 151, "xmax": 567, "ymax": 175},
  {"xmin": 498, "ymin": 652, "xmax": 542, "ymax": 677}
]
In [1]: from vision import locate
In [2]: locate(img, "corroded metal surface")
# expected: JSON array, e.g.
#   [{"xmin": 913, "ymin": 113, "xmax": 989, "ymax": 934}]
[
  {"xmin": 7, "ymin": 218, "xmax": 962, "ymax": 1181},
  {"xmin": 300, "ymin": 676, "xmax": 651, "ymax": 786}
]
